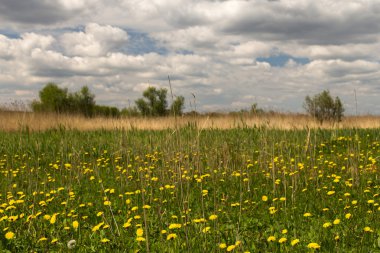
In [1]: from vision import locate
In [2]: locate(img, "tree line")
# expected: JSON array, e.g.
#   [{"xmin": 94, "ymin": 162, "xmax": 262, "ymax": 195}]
[
  {"xmin": 31, "ymin": 83, "xmax": 184, "ymax": 117},
  {"xmin": 31, "ymin": 82, "xmax": 344, "ymax": 123}
]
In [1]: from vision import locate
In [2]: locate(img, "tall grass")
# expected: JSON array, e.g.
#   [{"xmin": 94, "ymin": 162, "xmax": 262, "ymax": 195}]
[
  {"xmin": 1, "ymin": 125, "xmax": 380, "ymax": 252},
  {"xmin": 2, "ymin": 111, "xmax": 380, "ymax": 131}
]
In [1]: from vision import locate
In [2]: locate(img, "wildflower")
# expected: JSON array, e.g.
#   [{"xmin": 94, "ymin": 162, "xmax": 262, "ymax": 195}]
[
  {"xmin": 345, "ymin": 213, "xmax": 352, "ymax": 219},
  {"xmin": 262, "ymin": 195, "xmax": 268, "ymax": 202},
  {"xmin": 38, "ymin": 237, "xmax": 48, "ymax": 242},
  {"xmin": 202, "ymin": 227, "xmax": 211, "ymax": 233},
  {"xmin": 169, "ymin": 223, "xmax": 182, "ymax": 229},
  {"xmin": 364, "ymin": 227, "xmax": 373, "ymax": 232},
  {"xmin": 103, "ymin": 200, "xmax": 111, "ymax": 206},
  {"xmin": 323, "ymin": 222, "xmax": 332, "ymax": 228},
  {"xmin": 282, "ymin": 229, "xmax": 288, "ymax": 234},
  {"xmin": 123, "ymin": 222, "xmax": 131, "ymax": 228},
  {"xmin": 167, "ymin": 233, "xmax": 177, "ymax": 240},
  {"xmin": 67, "ymin": 239, "xmax": 76, "ymax": 249},
  {"xmin": 334, "ymin": 235, "xmax": 340, "ymax": 241},
  {"xmin": 291, "ymin": 239, "xmax": 300, "ymax": 246},
  {"xmin": 209, "ymin": 214, "xmax": 218, "ymax": 220},
  {"xmin": 333, "ymin": 219, "xmax": 340, "ymax": 225},
  {"xmin": 136, "ymin": 237, "xmax": 145, "ymax": 242},
  {"xmin": 267, "ymin": 236, "xmax": 276, "ymax": 242},
  {"xmin": 303, "ymin": 212, "xmax": 312, "ymax": 217},
  {"xmin": 101, "ymin": 238, "xmax": 110, "ymax": 243},
  {"xmin": 327, "ymin": 191, "xmax": 335, "ymax": 196},
  {"xmin": 219, "ymin": 243, "xmax": 227, "ymax": 249},
  {"xmin": 136, "ymin": 228, "xmax": 144, "ymax": 237},
  {"xmin": 73, "ymin": 220, "xmax": 79, "ymax": 230},
  {"xmin": 278, "ymin": 237, "xmax": 287, "ymax": 243},
  {"xmin": 5, "ymin": 231, "xmax": 15, "ymax": 240},
  {"xmin": 227, "ymin": 245, "xmax": 236, "ymax": 251},
  {"xmin": 307, "ymin": 242, "xmax": 321, "ymax": 249},
  {"xmin": 51, "ymin": 238, "xmax": 58, "ymax": 244}
]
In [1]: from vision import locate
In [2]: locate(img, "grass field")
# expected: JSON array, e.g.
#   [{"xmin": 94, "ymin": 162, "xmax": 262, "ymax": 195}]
[{"xmin": 1, "ymin": 117, "xmax": 380, "ymax": 252}]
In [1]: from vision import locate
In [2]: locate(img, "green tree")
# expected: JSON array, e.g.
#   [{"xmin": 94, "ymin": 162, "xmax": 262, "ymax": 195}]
[
  {"xmin": 304, "ymin": 90, "xmax": 344, "ymax": 124},
  {"xmin": 32, "ymin": 83, "xmax": 69, "ymax": 113},
  {"xmin": 76, "ymin": 86, "xmax": 96, "ymax": 117},
  {"xmin": 170, "ymin": 96, "xmax": 185, "ymax": 116},
  {"xmin": 135, "ymin": 87, "xmax": 169, "ymax": 116}
]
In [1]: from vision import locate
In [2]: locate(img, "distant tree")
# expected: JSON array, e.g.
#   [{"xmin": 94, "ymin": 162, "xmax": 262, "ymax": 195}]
[
  {"xmin": 34, "ymin": 83, "xmax": 69, "ymax": 113},
  {"xmin": 76, "ymin": 86, "xmax": 96, "ymax": 117},
  {"xmin": 170, "ymin": 96, "xmax": 185, "ymax": 116},
  {"xmin": 250, "ymin": 103, "xmax": 264, "ymax": 115},
  {"xmin": 304, "ymin": 90, "xmax": 344, "ymax": 124},
  {"xmin": 135, "ymin": 87, "xmax": 169, "ymax": 116}
]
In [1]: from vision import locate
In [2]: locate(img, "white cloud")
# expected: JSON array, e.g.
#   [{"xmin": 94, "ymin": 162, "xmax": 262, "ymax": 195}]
[
  {"xmin": 60, "ymin": 23, "xmax": 128, "ymax": 57},
  {"xmin": 0, "ymin": 1, "xmax": 380, "ymax": 114}
]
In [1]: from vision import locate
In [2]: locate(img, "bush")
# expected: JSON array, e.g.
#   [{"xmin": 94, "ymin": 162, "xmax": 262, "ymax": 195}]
[{"xmin": 304, "ymin": 90, "xmax": 344, "ymax": 124}]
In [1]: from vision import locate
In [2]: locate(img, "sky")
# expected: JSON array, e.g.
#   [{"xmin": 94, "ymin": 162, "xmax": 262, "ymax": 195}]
[{"xmin": 0, "ymin": 0, "xmax": 380, "ymax": 114}]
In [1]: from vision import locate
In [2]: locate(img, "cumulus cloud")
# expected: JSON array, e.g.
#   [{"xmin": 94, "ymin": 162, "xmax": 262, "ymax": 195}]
[{"xmin": 0, "ymin": 1, "xmax": 380, "ymax": 114}]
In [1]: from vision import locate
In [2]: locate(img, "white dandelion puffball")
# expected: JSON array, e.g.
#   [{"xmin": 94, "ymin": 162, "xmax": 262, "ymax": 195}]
[{"xmin": 67, "ymin": 239, "xmax": 77, "ymax": 249}]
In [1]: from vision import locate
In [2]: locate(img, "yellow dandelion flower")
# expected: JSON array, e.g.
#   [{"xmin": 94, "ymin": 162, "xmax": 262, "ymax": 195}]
[
  {"xmin": 136, "ymin": 236, "xmax": 145, "ymax": 242},
  {"xmin": 282, "ymin": 229, "xmax": 288, "ymax": 234},
  {"xmin": 5, "ymin": 231, "xmax": 15, "ymax": 240},
  {"xmin": 219, "ymin": 243, "xmax": 227, "ymax": 249},
  {"xmin": 307, "ymin": 242, "xmax": 321, "ymax": 249},
  {"xmin": 364, "ymin": 226, "xmax": 373, "ymax": 232},
  {"xmin": 73, "ymin": 220, "xmax": 79, "ymax": 230},
  {"xmin": 327, "ymin": 191, "xmax": 335, "ymax": 195},
  {"xmin": 136, "ymin": 228, "xmax": 144, "ymax": 237},
  {"xmin": 123, "ymin": 222, "xmax": 131, "ymax": 228},
  {"xmin": 38, "ymin": 237, "xmax": 48, "ymax": 243},
  {"xmin": 267, "ymin": 236, "xmax": 276, "ymax": 242},
  {"xmin": 51, "ymin": 238, "xmax": 58, "ymax": 243},
  {"xmin": 323, "ymin": 222, "xmax": 332, "ymax": 228},
  {"xmin": 333, "ymin": 219, "xmax": 340, "ymax": 225},
  {"xmin": 101, "ymin": 238, "xmax": 110, "ymax": 243},
  {"xmin": 278, "ymin": 237, "xmax": 287, "ymax": 243},
  {"xmin": 227, "ymin": 245, "xmax": 236, "ymax": 251},
  {"xmin": 345, "ymin": 213, "xmax": 352, "ymax": 219},
  {"xmin": 291, "ymin": 239, "xmax": 300, "ymax": 246},
  {"xmin": 167, "ymin": 233, "xmax": 177, "ymax": 240},
  {"xmin": 202, "ymin": 227, "xmax": 211, "ymax": 233},
  {"xmin": 303, "ymin": 212, "xmax": 312, "ymax": 217},
  {"xmin": 209, "ymin": 214, "xmax": 218, "ymax": 220},
  {"xmin": 168, "ymin": 223, "xmax": 182, "ymax": 229},
  {"xmin": 262, "ymin": 195, "xmax": 268, "ymax": 202}
]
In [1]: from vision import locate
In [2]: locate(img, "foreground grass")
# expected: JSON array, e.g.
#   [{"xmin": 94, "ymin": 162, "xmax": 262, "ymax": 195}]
[{"xmin": 0, "ymin": 126, "xmax": 380, "ymax": 252}]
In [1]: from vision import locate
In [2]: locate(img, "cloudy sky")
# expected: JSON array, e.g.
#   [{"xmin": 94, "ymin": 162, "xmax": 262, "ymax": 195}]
[{"xmin": 1, "ymin": 0, "xmax": 380, "ymax": 114}]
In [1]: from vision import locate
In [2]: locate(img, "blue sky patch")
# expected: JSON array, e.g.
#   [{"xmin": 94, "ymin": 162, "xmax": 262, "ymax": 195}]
[
  {"xmin": 257, "ymin": 54, "xmax": 310, "ymax": 67},
  {"xmin": 123, "ymin": 29, "xmax": 168, "ymax": 56}
]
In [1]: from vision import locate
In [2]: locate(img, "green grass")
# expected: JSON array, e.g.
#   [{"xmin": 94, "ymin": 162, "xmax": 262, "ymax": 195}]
[{"xmin": 0, "ymin": 126, "xmax": 380, "ymax": 252}]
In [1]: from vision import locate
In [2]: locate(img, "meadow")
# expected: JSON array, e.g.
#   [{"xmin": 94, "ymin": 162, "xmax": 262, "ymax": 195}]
[{"xmin": 1, "ymin": 115, "xmax": 380, "ymax": 252}]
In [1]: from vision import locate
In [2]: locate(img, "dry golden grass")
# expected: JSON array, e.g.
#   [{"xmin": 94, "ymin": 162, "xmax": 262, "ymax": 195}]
[{"xmin": 1, "ymin": 111, "xmax": 380, "ymax": 131}]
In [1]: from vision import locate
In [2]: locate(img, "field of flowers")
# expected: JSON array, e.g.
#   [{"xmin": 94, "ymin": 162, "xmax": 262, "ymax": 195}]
[{"xmin": 0, "ymin": 127, "xmax": 380, "ymax": 252}]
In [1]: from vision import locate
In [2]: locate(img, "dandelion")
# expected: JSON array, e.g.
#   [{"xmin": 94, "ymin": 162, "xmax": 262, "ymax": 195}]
[
  {"xmin": 209, "ymin": 214, "xmax": 218, "ymax": 220},
  {"xmin": 38, "ymin": 237, "xmax": 48, "ymax": 242},
  {"xmin": 51, "ymin": 238, "xmax": 58, "ymax": 244},
  {"xmin": 364, "ymin": 227, "xmax": 373, "ymax": 232},
  {"xmin": 136, "ymin": 228, "xmax": 144, "ymax": 237},
  {"xmin": 278, "ymin": 237, "xmax": 287, "ymax": 243},
  {"xmin": 227, "ymin": 245, "xmax": 236, "ymax": 251},
  {"xmin": 73, "ymin": 220, "xmax": 79, "ymax": 230},
  {"xmin": 281, "ymin": 229, "xmax": 288, "ymax": 234},
  {"xmin": 345, "ymin": 213, "xmax": 352, "ymax": 219},
  {"xmin": 327, "ymin": 191, "xmax": 335, "ymax": 195},
  {"xmin": 101, "ymin": 238, "xmax": 110, "ymax": 243},
  {"xmin": 262, "ymin": 195, "xmax": 268, "ymax": 202},
  {"xmin": 136, "ymin": 237, "xmax": 146, "ymax": 242},
  {"xmin": 167, "ymin": 233, "xmax": 177, "ymax": 240},
  {"xmin": 67, "ymin": 239, "xmax": 76, "ymax": 249},
  {"xmin": 219, "ymin": 243, "xmax": 227, "ymax": 249},
  {"xmin": 5, "ymin": 231, "xmax": 15, "ymax": 240},
  {"xmin": 303, "ymin": 212, "xmax": 312, "ymax": 217},
  {"xmin": 323, "ymin": 222, "xmax": 332, "ymax": 228},
  {"xmin": 169, "ymin": 223, "xmax": 182, "ymax": 229},
  {"xmin": 267, "ymin": 236, "xmax": 276, "ymax": 242},
  {"xmin": 202, "ymin": 227, "xmax": 211, "ymax": 233},
  {"xmin": 291, "ymin": 239, "xmax": 300, "ymax": 246},
  {"xmin": 333, "ymin": 219, "xmax": 340, "ymax": 225},
  {"xmin": 307, "ymin": 242, "xmax": 321, "ymax": 249}
]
